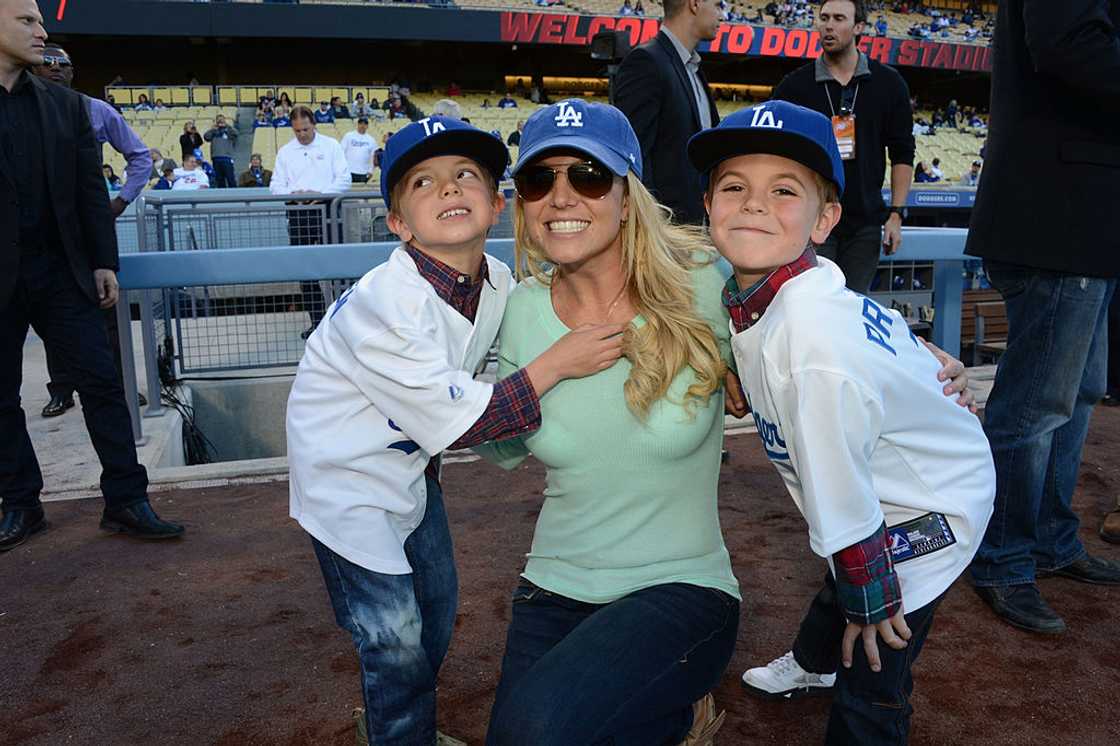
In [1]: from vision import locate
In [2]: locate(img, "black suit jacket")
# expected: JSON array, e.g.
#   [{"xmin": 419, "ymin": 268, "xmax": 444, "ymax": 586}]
[
  {"xmin": 966, "ymin": 0, "xmax": 1120, "ymax": 277},
  {"xmin": 613, "ymin": 31, "xmax": 720, "ymax": 225},
  {"xmin": 0, "ymin": 75, "xmax": 117, "ymax": 309}
]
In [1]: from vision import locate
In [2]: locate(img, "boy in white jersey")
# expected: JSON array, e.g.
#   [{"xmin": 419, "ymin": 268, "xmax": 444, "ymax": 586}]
[
  {"xmin": 287, "ymin": 116, "xmax": 624, "ymax": 745},
  {"xmin": 688, "ymin": 101, "xmax": 995, "ymax": 744}
]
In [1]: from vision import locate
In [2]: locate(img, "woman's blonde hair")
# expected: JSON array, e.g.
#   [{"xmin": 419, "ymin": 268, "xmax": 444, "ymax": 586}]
[{"xmin": 515, "ymin": 172, "xmax": 726, "ymax": 419}]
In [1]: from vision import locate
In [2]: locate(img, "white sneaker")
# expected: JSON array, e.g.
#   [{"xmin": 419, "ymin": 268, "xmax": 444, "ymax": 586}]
[{"xmin": 741, "ymin": 651, "xmax": 836, "ymax": 699}]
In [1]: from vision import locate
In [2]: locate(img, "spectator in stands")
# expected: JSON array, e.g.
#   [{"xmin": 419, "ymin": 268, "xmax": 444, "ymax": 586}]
[
  {"xmin": 180, "ymin": 120, "xmax": 202, "ymax": 160},
  {"xmin": 314, "ymin": 101, "xmax": 334, "ymax": 124},
  {"xmin": 507, "ymin": 119, "xmax": 524, "ymax": 147},
  {"xmin": 480, "ymin": 97, "xmax": 492, "ymax": 108},
  {"xmin": 153, "ymin": 165, "xmax": 176, "ymax": 190},
  {"xmin": 153, "ymin": 97, "xmax": 167, "ymax": 111},
  {"xmin": 349, "ymin": 92, "xmax": 373, "ymax": 119},
  {"xmin": 278, "ymin": 92, "xmax": 293, "ymax": 109},
  {"xmin": 272, "ymin": 107, "xmax": 291, "ymax": 128},
  {"xmin": 914, "ymin": 161, "xmax": 937, "ymax": 182},
  {"xmin": 946, "ymin": 98, "xmax": 959, "ymax": 126},
  {"xmin": 148, "ymin": 148, "xmax": 176, "ymax": 181},
  {"xmin": 446, "ymin": 80, "xmax": 462, "ymax": 96},
  {"xmin": 253, "ymin": 111, "xmax": 271, "ymax": 129},
  {"xmin": 269, "ymin": 105, "xmax": 350, "ymax": 339},
  {"xmin": 341, "ymin": 117, "xmax": 376, "ymax": 184},
  {"xmin": 106, "ymin": 93, "xmax": 121, "ymax": 112},
  {"xmin": 771, "ymin": 0, "xmax": 915, "ymax": 293},
  {"xmin": 373, "ymin": 131, "xmax": 391, "ymax": 170},
  {"xmin": 102, "ymin": 164, "xmax": 121, "ymax": 191},
  {"xmin": 133, "ymin": 93, "xmax": 152, "ymax": 111},
  {"xmin": 614, "ymin": 0, "xmax": 722, "ymax": 225},
  {"xmin": 967, "ymin": 0, "xmax": 1120, "ymax": 634},
  {"xmin": 960, "ymin": 159, "xmax": 982, "ymax": 186},
  {"xmin": 432, "ymin": 98, "xmax": 463, "ymax": 120},
  {"xmin": 635, "ymin": 0, "xmax": 646, "ymax": 16},
  {"xmin": 620, "ymin": 0, "xmax": 634, "ymax": 14},
  {"xmin": 238, "ymin": 153, "xmax": 271, "ymax": 188},
  {"xmin": 203, "ymin": 113, "xmax": 239, "ymax": 189},
  {"xmin": 329, "ymin": 96, "xmax": 350, "ymax": 120},
  {"xmin": 260, "ymin": 89, "xmax": 276, "ymax": 109},
  {"xmin": 875, "ymin": 14, "xmax": 888, "ymax": 35},
  {"xmin": 172, "ymin": 153, "xmax": 210, "ymax": 190},
  {"xmin": 930, "ymin": 157, "xmax": 944, "ymax": 180},
  {"xmin": 497, "ymin": 91, "xmax": 517, "ymax": 108},
  {"xmin": 0, "ymin": 0, "xmax": 184, "ymax": 551}
]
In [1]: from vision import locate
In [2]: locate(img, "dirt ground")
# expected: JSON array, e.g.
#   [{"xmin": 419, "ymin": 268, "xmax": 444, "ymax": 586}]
[{"xmin": 3, "ymin": 409, "xmax": 1119, "ymax": 746}]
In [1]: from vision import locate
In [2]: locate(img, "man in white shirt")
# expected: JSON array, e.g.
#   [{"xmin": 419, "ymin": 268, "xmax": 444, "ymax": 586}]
[
  {"xmin": 171, "ymin": 153, "xmax": 209, "ymax": 190},
  {"xmin": 269, "ymin": 105, "xmax": 350, "ymax": 338},
  {"xmin": 340, "ymin": 117, "xmax": 376, "ymax": 184}
]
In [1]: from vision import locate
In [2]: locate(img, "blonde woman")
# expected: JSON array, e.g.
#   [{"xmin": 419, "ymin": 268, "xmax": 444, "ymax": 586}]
[
  {"xmin": 481, "ymin": 100, "xmax": 972, "ymax": 744},
  {"xmin": 482, "ymin": 99, "xmax": 737, "ymax": 746}
]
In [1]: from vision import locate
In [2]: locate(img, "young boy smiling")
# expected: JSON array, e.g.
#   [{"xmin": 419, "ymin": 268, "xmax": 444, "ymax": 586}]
[
  {"xmin": 689, "ymin": 101, "xmax": 995, "ymax": 743},
  {"xmin": 286, "ymin": 116, "xmax": 624, "ymax": 745}
]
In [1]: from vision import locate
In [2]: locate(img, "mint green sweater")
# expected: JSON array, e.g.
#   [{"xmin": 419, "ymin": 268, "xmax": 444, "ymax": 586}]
[{"xmin": 478, "ymin": 261, "xmax": 741, "ymax": 604}]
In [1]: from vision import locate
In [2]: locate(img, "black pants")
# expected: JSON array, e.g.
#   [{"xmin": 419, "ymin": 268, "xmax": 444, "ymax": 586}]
[
  {"xmin": 44, "ymin": 307, "xmax": 125, "ymax": 401},
  {"xmin": 287, "ymin": 207, "xmax": 327, "ymax": 327},
  {"xmin": 212, "ymin": 156, "xmax": 237, "ymax": 189},
  {"xmin": 1, "ymin": 250, "xmax": 148, "ymax": 513},
  {"xmin": 792, "ymin": 573, "xmax": 942, "ymax": 746},
  {"xmin": 817, "ymin": 221, "xmax": 884, "ymax": 294}
]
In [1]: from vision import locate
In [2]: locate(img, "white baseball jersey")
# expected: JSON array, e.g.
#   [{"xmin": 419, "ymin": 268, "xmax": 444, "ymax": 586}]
[
  {"xmin": 730, "ymin": 258, "xmax": 995, "ymax": 612},
  {"xmin": 287, "ymin": 247, "xmax": 512, "ymax": 574},
  {"xmin": 270, "ymin": 131, "xmax": 351, "ymax": 195},
  {"xmin": 340, "ymin": 130, "xmax": 376, "ymax": 175}
]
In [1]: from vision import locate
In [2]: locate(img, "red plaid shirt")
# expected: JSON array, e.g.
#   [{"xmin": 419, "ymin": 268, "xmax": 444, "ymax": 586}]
[
  {"xmin": 723, "ymin": 246, "xmax": 901, "ymax": 625},
  {"xmin": 406, "ymin": 245, "xmax": 542, "ymax": 481}
]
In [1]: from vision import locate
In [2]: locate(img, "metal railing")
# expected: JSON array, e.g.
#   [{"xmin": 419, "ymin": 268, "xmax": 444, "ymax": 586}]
[{"xmin": 115, "ymin": 228, "xmax": 967, "ymax": 442}]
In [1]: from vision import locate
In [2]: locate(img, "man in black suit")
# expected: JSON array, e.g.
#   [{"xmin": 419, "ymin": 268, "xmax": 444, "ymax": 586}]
[
  {"xmin": 612, "ymin": 0, "xmax": 722, "ymax": 224},
  {"xmin": 967, "ymin": 0, "xmax": 1120, "ymax": 633},
  {"xmin": 0, "ymin": 0, "xmax": 183, "ymax": 551}
]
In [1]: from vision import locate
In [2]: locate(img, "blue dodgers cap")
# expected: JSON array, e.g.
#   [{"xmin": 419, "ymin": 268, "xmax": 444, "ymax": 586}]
[
  {"xmin": 512, "ymin": 99, "xmax": 642, "ymax": 179},
  {"xmin": 380, "ymin": 116, "xmax": 509, "ymax": 209},
  {"xmin": 687, "ymin": 100, "xmax": 845, "ymax": 197}
]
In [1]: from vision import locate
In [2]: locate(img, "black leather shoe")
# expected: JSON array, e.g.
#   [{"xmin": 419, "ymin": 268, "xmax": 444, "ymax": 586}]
[
  {"xmin": 1038, "ymin": 555, "xmax": 1120, "ymax": 585},
  {"xmin": 973, "ymin": 584, "xmax": 1066, "ymax": 634},
  {"xmin": 41, "ymin": 394, "xmax": 75, "ymax": 418},
  {"xmin": 0, "ymin": 509, "xmax": 48, "ymax": 552},
  {"xmin": 100, "ymin": 502, "xmax": 184, "ymax": 539}
]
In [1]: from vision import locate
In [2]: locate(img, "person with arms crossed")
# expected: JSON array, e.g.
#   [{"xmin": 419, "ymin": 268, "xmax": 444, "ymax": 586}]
[
  {"xmin": 770, "ymin": 0, "xmax": 915, "ymax": 293},
  {"xmin": 966, "ymin": 0, "xmax": 1120, "ymax": 634},
  {"xmin": 0, "ymin": 0, "xmax": 183, "ymax": 552}
]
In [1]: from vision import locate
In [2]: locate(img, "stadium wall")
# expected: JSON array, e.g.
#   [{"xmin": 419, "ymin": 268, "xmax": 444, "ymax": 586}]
[{"xmin": 47, "ymin": 2, "xmax": 990, "ymax": 73}]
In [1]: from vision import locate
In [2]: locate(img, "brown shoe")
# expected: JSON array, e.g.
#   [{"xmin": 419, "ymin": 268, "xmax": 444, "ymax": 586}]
[
  {"xmin": 677, "ymin": 693, "xmax": 726, "ymax": 746},
  {"xmin": 1100, "ymin": 510, "xmax": 1120, "ymax": 545},
  {"xmin": 352, "ymin": 706, "xmax": 467, "ymax": 746}
]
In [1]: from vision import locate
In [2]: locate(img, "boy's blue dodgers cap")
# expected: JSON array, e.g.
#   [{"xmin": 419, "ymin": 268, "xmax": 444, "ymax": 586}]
[
  {"xmin": 380, "ymin": 116, "xmax": 509, "ymax": 209},
  {"xmin": 687, "ymin": 101, "xmax": 845, "ymax": 197},
  {"xmin": 512, "ymin": 99, "xmax": 642, "ymax": 179}
]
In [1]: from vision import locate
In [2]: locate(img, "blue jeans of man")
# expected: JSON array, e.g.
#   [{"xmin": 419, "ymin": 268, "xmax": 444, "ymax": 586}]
[
  {"xmin": 212, "ymin": 156, "xmax": 237, "ymax": 188},
  {"xmin": 486, "ymin": 581, "xmax": 739, "ymax": 746},
  {"xmin": 310, "ymin": 476, "xmax": 458, "ymax": 746},
  {"xmin": 791, "ymin": 573, "xmax": 943, "ymax": 745},
  {"xmin": 0, "ymin": 248, "xmax": 148, "ymax": 513},
  {"xmin": 970, "ymin": 260, "xmax": 1116, "ymax": 587}
]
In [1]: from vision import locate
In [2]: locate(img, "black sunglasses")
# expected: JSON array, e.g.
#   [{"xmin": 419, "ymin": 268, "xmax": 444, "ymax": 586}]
[
  {"xmin": 514, "ymin": 160, "xmax": 616, "ymax": 202},
  {"xmin": 42, "ymin": 54, "xmax": 71, "ymax": 68}
]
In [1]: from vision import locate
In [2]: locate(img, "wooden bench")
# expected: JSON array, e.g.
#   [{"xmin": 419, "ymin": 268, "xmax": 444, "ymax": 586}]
[{"xmin": 960, "ymin": 288, "xmax": 1008, "ymax": 365}]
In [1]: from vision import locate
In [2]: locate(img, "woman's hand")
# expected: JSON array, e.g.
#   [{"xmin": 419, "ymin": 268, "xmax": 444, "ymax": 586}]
[
  {"xmin": 724, "ymin": 370, "xmax": 749, "ymax": 418},
  {"xmin": 526, "ymin": 324, "xmax": 627, "ymax": 396},
  {"xmin": 923, "ymin": 339, "xmax": 977, "ymax": 414}
]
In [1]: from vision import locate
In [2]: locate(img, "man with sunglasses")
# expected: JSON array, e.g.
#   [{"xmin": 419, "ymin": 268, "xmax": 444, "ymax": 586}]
[
  {"xmin": 770, "ymin": 0, "xmax": 915, "ymax": 293},
  {"xmin": 0, "ymin": 0, "xmax": 183, "ymax": 550},
  {"xmin": 32, "ymin": 42, "xmax": 152, "ymax": 418}
]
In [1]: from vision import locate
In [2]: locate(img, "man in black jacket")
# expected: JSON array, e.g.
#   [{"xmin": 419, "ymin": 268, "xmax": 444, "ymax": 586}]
[
  {"xmin": 613, "ymin": 0, "xmax": 722, "ymax": 224},
  {"xmin": 967, "ymin": 0, "xmax": 1120, "ymax": 634},
  {"xmin": 771, "ymin": 0, "xmax": 914, "ymax": 293},
  {"xmin": 0, "ymin": 0, "xmax": 183, "ymax": 551}
]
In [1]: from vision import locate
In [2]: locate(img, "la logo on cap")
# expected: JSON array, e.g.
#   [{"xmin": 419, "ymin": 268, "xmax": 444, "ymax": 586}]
[
  {"xmin": 419, "ymin": 117, "xmax": 447, "ymax": 136},
  {"xmin": 750, "ymin": 107, "xmax": 783, "ymax": 129},
  {"xmin": 554, "ymin": 101, "xmax": 583, "ymax": 128}
]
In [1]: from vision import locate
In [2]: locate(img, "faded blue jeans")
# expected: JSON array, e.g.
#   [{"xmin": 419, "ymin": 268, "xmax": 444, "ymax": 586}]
[
  {"xmin": 970, "ymin": 261, "xmax": 1116, "ymax": 588},
  {"xmin": 311, "ymin": 476, "xmax": 458, "ymax": 746}
]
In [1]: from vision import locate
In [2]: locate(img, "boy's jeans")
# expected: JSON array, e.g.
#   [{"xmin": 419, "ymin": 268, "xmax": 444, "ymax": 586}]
[
  {"xmin": 486, "ymin": 581, "xmax": 739, "ymax": 746},
  {"xmin": 970, "ymin": 261, "xmax": 1115, "ymax": 588},
  {"xmin": 792, "ymin": 574, "xmax": 942, "ymax": 746},
  {"xmin": 311, "ymin": 476, "xmax": 458, "ymax": 746}
]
